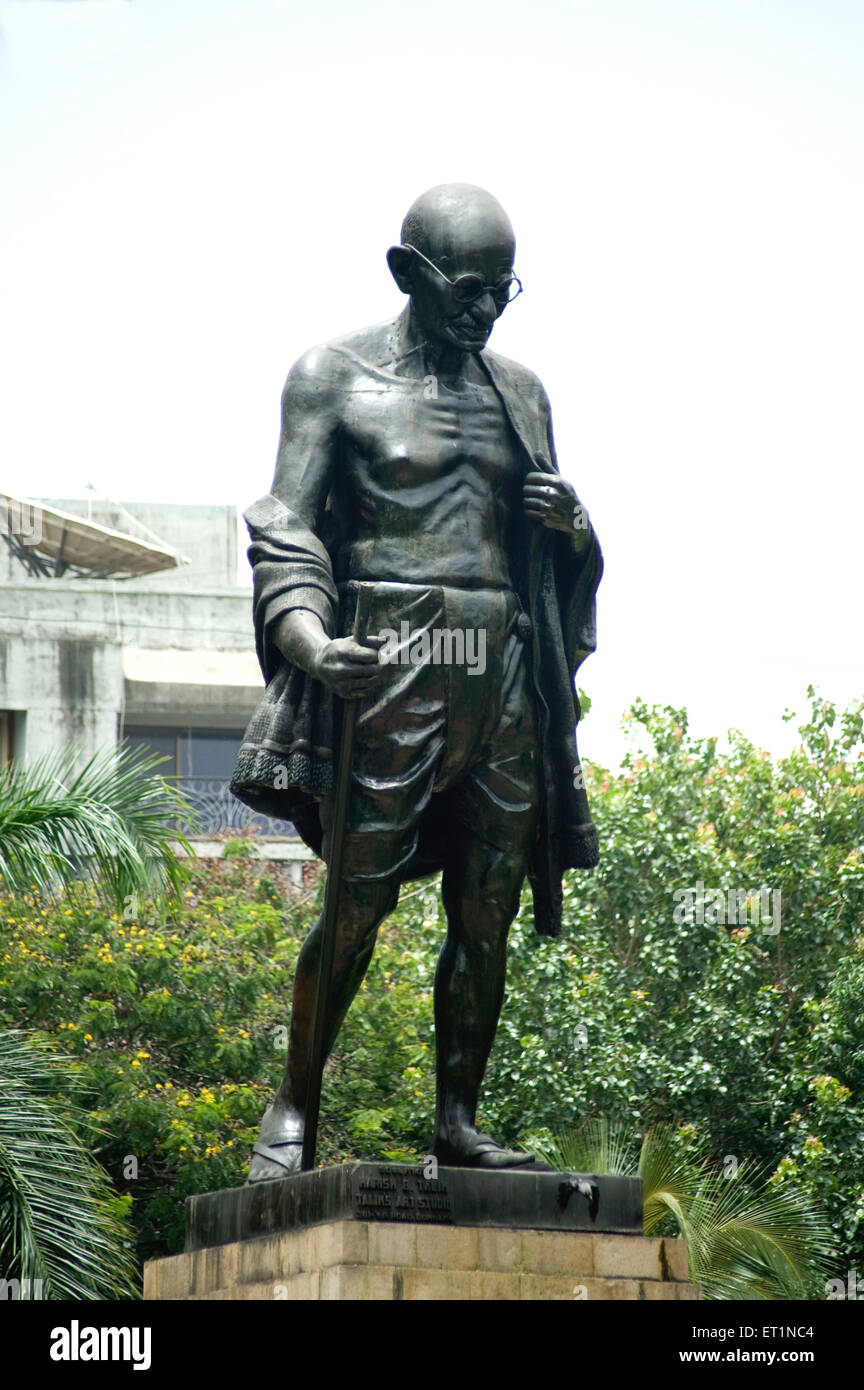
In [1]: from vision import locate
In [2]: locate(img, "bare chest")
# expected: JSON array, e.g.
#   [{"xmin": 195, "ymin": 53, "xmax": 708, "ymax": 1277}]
[{"xmin": 341, "ymin": 376, "xmax": 523, "ymax": 491}]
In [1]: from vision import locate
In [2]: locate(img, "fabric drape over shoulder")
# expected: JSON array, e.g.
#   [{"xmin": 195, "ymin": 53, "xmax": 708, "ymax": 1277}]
[{"xmin": 230, "ymin": 346, "xmax": 603, "ymax": 937}]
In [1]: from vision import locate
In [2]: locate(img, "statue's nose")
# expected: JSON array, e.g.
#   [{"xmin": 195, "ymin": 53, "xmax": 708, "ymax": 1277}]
[{"xmin": 472, "ymin": 291, "xmax": 498, "ymax": 324}]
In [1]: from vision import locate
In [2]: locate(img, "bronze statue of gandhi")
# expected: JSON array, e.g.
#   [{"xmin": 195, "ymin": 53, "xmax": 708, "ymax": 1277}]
[{"xmin": 230, "ymin": 183, "xmax": 603, "ymax": 1180}]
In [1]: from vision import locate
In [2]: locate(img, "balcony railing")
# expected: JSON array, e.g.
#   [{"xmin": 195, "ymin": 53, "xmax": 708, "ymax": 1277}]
[{"xmin": 164, "ymin": 777, "xmax": 296, "ymax": 838}]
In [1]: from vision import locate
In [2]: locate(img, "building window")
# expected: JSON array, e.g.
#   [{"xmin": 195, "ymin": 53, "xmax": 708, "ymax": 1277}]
[
  {"xmin": 123, "ymin": 725, "xmax": 289, "ymax": 837},
  {"xmin": 123, "ymin": 726, "xmax": 243, "ymax": 780}
]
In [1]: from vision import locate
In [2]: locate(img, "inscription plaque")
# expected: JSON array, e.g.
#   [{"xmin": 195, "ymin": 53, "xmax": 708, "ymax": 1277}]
[{"xmin": 353, "ymin": 1166, "xmax": 454, "ymax": 1224}]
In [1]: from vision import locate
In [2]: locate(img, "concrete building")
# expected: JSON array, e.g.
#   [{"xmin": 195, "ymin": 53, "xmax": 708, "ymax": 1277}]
[{"xmin": 0, "ymin": 496, "xmax": 307, "ymax": 867}]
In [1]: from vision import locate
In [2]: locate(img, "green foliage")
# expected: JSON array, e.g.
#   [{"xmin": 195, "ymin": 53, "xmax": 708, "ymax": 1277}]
[
  {"xmin": 532, "ymin": 1119, "xmax": 834, "ymax": 1300},
  {"xmin": 0, "ymin": 741, "xmax": 194, "ymax": 916},
  {"xmin": 0, "ymin": 865, "xmax": 308, "ymax": 1260},
  {"xmin": 501, "ymin": 688, "xmax": 864, "ymax": 1285},
  {"xmin": 221, "ymin": 838, "xmax": 258, "ymax": 861},
  {"xmin": 0, "ymin": 1030, "xmax": 138, "ymax": 1299},
  {"xmin": 0, "ymin": 686, "xmax": 860, "ymax": 1296},
  {"xmin": 529, "ymin": 1114, "xmax": 639, "ymax": 1176}
]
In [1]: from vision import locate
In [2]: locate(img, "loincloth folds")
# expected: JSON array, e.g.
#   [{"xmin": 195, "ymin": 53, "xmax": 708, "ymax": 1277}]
[{"xmin": 319, "ymin": 582, "xmax": 538, "ymax": 881}]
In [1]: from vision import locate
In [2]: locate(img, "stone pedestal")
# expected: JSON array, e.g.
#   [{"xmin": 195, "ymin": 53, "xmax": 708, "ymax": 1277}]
[{"xmin": 143, "ymin": 1163, "xmax": 700, "ymax": 1302}]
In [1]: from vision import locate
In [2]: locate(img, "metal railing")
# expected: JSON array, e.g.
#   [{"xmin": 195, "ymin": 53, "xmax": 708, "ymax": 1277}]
[{"xmin": 164, "ymin": 777, "xmax": 296, "ymax": 838}]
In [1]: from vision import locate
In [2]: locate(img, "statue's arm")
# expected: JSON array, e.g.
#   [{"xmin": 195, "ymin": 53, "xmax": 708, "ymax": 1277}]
[
  {"xmin": 270, "ymin": 348, "xmax": 341, "ymax": 525},
  {"xmin": 265, "ymin": 349, "xmax": 341, "ymax": 674},
  {"xmin": 265, "ymin": 350, "xmax": 384, "ymax": 699}
]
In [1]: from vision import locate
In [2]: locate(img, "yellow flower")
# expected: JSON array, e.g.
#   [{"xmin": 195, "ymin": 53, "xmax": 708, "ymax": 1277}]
[
  {"xmin": 131, "ymin": 1059, "xmax": 141, "ymax": 1069},
  {"xmin": 84, "ymin": 1033, "xmax": 93, "ymax": 1042}
]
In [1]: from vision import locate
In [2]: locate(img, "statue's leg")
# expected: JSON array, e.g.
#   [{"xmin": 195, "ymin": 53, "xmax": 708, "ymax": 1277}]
[
  {"xmin": 249, "ymin": 588, "xmax": 448, "ymax": 1182},
  {"xmin": 248, "ymin": 872, "xmax": 399, "ymax": 1183},
  {"xmin": 430, "ymin": 593, "xmax": 537, "ymax": 1167},
  {"xmin": 432, "ymin": 834, "xmax": 534, "ymax": 1168}
]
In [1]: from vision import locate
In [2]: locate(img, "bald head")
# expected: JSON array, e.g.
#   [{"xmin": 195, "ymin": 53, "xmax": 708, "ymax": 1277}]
[
  {"xmin": 400, "ymin": 183, "xmax": 515, "ymax": 269},
  {"xmin": 387, "ymin": 184, "xmax": 518, "ymax": 355}
]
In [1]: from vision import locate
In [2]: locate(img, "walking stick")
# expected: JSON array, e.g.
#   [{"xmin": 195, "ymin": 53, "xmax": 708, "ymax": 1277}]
[{"xmin": 301, "ymin": 583, "xmax": 374, "ymax": 1171}]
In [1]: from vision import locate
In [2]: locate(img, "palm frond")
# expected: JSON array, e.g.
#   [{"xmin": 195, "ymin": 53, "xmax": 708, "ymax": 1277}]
[
  {"xmin": 0, "ymin": 740, "xmax": 196, "ymax": 914},
  {"xmin": 522, "ymin": 1117, "xmax": 834, "ymax": 1299},
  {"xmin": 532, "ymin": 1116, "xmax": 639, "ymax": 1175},
  {"xmin": 0, "ymin": 1031, "xmax": 138, "ymax": 1299},
  {"xmin": 639, "ymin": 1123, "xmax": 706, "ymax": 1240},
  {"xmin": 688, "ymin": 1158, "xmax": 834, "ymax": 1300}
]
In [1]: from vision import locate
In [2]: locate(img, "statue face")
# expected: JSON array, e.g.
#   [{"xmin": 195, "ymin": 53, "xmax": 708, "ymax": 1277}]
[{"xmin": 408, "ymin": 230, "xmax": 516, "ymax": 353}]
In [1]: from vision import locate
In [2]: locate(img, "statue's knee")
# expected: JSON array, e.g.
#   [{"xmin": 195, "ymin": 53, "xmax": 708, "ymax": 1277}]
[
  {"xmin": 343, "ymin": 875, "xmax": 400, "ymax": 942},
  {"xmin": 477, "ymin": 848, "xmax": 527, "ymax": 919},
  {"xmin": 443, "ymin": 843, "xmax": 525, "ymax": 945}
]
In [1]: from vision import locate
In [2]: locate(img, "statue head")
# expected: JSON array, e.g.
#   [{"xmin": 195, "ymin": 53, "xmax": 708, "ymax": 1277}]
[{"xmin": 387, "ymin": 184, "xmax": 518, "ymax": 354}]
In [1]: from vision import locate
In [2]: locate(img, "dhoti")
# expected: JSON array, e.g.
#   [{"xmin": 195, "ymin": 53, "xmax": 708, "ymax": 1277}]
[{"xmin": 321, "ymin": 581, "xmax": 539, "ymax": 881}]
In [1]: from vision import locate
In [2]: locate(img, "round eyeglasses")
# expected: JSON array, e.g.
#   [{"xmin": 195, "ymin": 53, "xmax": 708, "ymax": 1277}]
[{"xmin": 403, "ymin": 243, "xmax": 523, "ymax": 306}]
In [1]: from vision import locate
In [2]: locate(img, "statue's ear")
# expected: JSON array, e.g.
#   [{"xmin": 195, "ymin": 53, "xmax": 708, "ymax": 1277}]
[{"xmin": 386, "ymin": 245, "xmax": 414, "ymax": 294}]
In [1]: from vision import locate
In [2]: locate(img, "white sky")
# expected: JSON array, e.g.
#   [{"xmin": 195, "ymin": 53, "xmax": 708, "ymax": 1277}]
[{"xmin": 1, "ymin": 0, "xmax": 862, "ymax": 770}]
